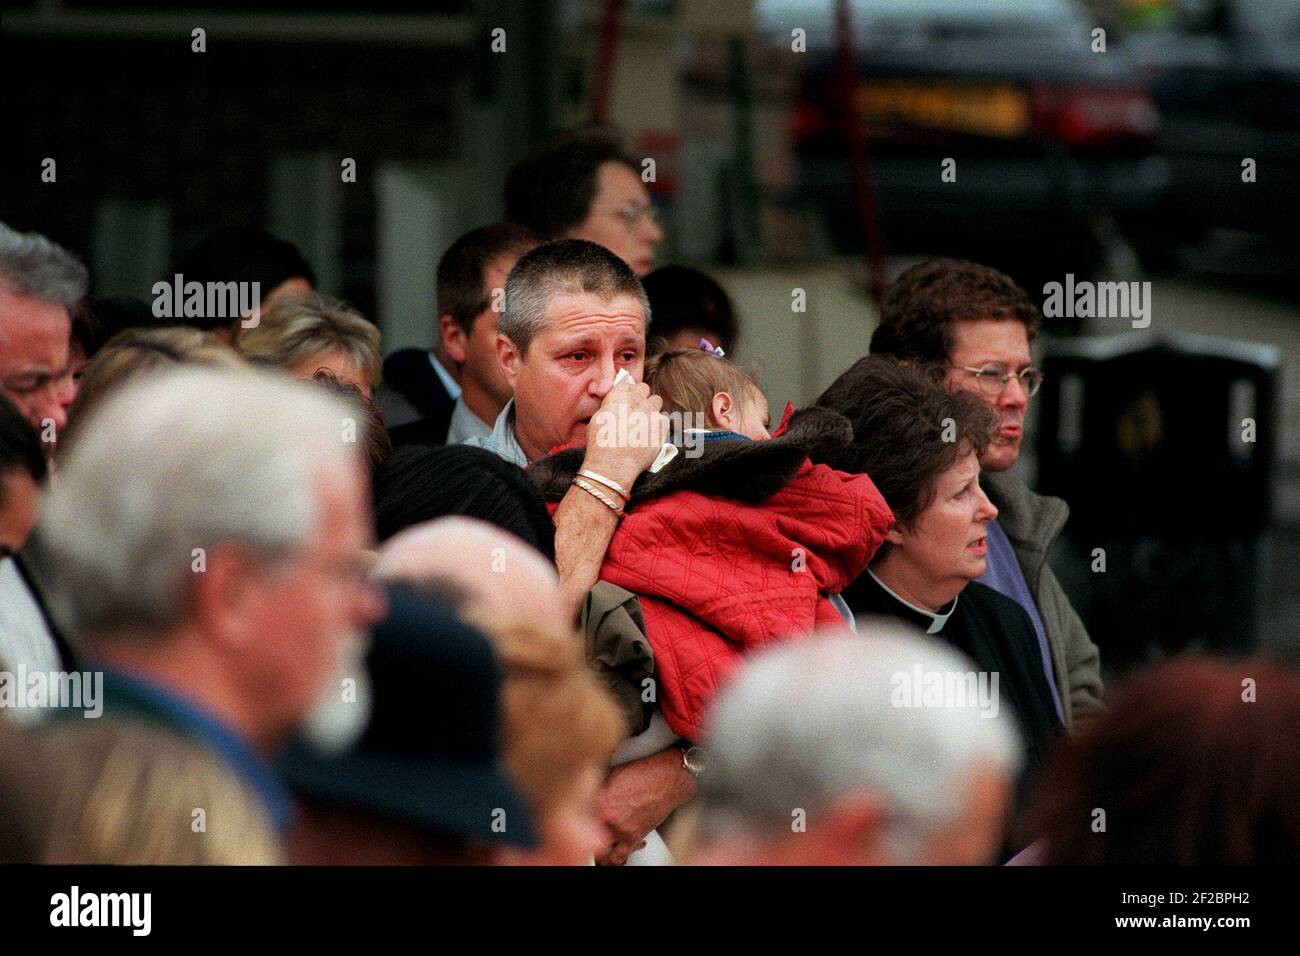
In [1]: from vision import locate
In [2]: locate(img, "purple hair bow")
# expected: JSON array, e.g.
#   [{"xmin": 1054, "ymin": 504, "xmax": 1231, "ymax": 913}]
[{"xmin": 698, "ymin": 338, "xmax": 726, "ymax": 358}]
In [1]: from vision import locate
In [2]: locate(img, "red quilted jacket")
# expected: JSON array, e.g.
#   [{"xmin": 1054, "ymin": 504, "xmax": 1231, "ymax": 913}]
[{"xmin": 530, "ymin": 405, "xmax": 894, "ymax": 741}]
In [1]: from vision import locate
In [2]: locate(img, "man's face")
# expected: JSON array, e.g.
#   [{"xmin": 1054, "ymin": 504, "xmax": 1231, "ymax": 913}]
[
  {"xmin": 241, "ymin": 459, "xmax": 385, "ymax": 745},
  {"xmin": 568, "ymin": 162, "xmax": 662, "ymax": 277},
  {"xmin": 0, "ymin": 470, "xmax": 42, "ymax": 559},
  {"xmin": 451, "ymin": 251, "xmax": 529, "ymax": 411},
  {"xmin": 0, "ymin": 290, "xmax": 74, "ymax": 444},
  {"xmin": 500, "ymin": 291, "xmax": 646, "ymax": 461},
  {"xmin": 942, "ymin": 319, "xmax": 1033, "ymax": 473}
]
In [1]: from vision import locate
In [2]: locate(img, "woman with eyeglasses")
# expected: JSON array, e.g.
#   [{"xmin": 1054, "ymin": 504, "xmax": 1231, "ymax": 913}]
[
  {"xmin": 505, "ymin": 132, "xmax": 664, "ymax": 277},
  {"xmin": 813, "ymin": 357, "xmax": 1064, "ymax": 838}
]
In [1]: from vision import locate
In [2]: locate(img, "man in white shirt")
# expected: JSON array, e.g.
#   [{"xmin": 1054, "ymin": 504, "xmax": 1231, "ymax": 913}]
[
  {"xmin": 465, "ymin": 238, "xmax": 703, "ymax": 866},
  {"xmin": 381, "ymin": 224, "xmax": 540, "ymax": 447}
]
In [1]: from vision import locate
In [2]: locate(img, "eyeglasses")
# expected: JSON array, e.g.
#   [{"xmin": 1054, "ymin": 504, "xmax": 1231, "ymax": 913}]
[
  {"xmin": 597, "ymin": 201, "xmax": 659, "ymax": 228},
  {"xmin": 953, "ymin": 363, "xmax": 1044, "ymax": 398}
]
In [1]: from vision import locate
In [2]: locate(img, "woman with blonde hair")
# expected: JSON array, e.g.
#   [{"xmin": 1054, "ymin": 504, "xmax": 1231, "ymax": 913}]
[
  {"xmin": 0, "ymin": 719, "xmax": 283, "ymax": 865},
  {"xmin": 238, "ymin": 294, "xmax": 381, "ymax": 399}
]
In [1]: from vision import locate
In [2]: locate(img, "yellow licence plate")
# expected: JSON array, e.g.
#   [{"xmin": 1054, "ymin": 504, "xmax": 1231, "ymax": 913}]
[{"xmin": 857, "ymin": 82, "xmax": 1031, "ymax": 138}]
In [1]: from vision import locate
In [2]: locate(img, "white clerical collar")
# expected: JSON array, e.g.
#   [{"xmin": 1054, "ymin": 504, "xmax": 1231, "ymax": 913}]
[{"xmin": 867, "ymin": 568, "xmax": 958, "ymax": 635}]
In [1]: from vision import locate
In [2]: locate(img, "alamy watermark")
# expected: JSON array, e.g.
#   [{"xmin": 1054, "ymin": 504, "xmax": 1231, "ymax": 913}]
[
  {"xmin": 0, "ymin": 665, "xmax": 103, "ymax": 718},
  {"xmin": 890, "ymin": 664, "xmax": 999, "ymax": 719},
  {"xmin": 152, "ymin": 273, "xmax": 261, "ymax": 328},
  {"xmin": 1042, "ymin": 273, "xmax": 1151, "ymax": 329},
  {"xmin": 50, "ymin": 886, "xmax": 150, "ymax": 936}
]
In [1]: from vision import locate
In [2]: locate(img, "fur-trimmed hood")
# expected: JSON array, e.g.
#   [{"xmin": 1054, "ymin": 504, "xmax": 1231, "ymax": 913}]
[
  {"xmin": 526, "ymin": 404, "xmax": 854, "ymax": 505},
  {"xmin": 526, "ymin": 402, "xmax": 894, "ymax": 742}
]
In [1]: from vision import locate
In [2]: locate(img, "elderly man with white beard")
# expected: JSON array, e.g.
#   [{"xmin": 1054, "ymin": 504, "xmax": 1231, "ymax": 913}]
[{"xmin": 34, "ymin": 364, "xmax": 385, "ymax": 835}]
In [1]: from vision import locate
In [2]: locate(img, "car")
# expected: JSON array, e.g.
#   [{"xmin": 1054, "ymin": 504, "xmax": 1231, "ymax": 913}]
[
  {"xmin": 1116, "ymin": 0, "xmax": 1300, "ymax": 251},
  {"xmin": 758, "ymin": 0, "xmax": 1170, "ymax": 296}
]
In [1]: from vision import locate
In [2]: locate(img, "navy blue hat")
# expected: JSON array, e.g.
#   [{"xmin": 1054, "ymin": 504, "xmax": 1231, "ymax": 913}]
[{"xmin": 279, "ymin": 587, "xmax": 536, "ymax": 848}]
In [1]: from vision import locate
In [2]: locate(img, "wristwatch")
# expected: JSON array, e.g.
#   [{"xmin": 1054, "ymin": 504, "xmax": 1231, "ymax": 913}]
[{"xmin": 678, "ymin": 744, "xmax": 707, "ymax": 776}]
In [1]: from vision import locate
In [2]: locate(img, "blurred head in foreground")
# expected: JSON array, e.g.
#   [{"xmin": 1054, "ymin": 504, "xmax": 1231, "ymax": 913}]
[
  {"xmin": 36, "ymin": 364, "xmax": 385, "ymax": 754},
  {"xmin": 0, "ymin": 719, "xmax": 282, "ymax": 864},
  {"xmin": 375, "ymin": 520, "xmax": 622, "ymax": 865},
  {"xmin": 280, "ymin": 588, "xmax": 537, "ymax": 865},
  {"xmin": 1023, "ymin": 656, "xmax": 1300, "ymax": 865},
  {"xmin": 374, "ymin": 516, "xmax": 564, "ymax": 634},
  {"xmin": 486, "ymin": 621, "xmax": 624, "ymax": 866},
  {"xmin": 690, "ymin": 624, "xmax": 1021, "ymax": 866},
  {"xmin": 62, "ymin": 325, "xmax": 242, "ymax": 454}
]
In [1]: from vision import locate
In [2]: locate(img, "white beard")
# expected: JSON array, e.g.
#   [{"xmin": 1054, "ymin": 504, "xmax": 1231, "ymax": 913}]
[{"xmin": 298, "ymin": 630, "xmax": 372, "ymax": 754}]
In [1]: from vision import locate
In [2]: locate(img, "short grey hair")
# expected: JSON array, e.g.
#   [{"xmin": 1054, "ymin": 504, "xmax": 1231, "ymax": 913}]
[
  {"xmin": 0, "ymin": 221, "xmax": 88, "ymax": 309},
  {"xmin": 37, "ymin": 364, "xmax": 361, "ymax": 636},
  {"xmin": 499, "ymin": 238, "xmax": 650, "ymax": 355},
  {"xmin": 698, "ymin": 622, "xmax": 1022, "ymax": 863}
]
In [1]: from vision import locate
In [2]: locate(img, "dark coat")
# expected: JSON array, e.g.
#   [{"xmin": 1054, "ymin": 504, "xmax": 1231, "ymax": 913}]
[{"xmin": 378, "ymin": 348, "xmax": 455, "ymax": 447}]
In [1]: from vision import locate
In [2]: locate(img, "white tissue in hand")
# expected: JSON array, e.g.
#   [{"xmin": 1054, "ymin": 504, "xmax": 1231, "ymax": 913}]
[
  {"xmin": 649, "ymin": 443, "xmax": 677, "ymax": 473},
  {"xmin": 614, "ymin": 367, "xmax": 633, "ymax": 386}
]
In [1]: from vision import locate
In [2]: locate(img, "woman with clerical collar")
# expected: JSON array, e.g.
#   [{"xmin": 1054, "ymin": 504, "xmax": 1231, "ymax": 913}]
[{"xmin": 814, "ymin": 356, "xmax": 1063, "ymax": 785}]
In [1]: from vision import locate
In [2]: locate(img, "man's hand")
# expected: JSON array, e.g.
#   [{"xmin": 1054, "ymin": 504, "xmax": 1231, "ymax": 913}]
[
  {"xmin": 553, "ymin": 375, "xmax": 670, "ymax": 621},
  {"xmin": 595, "ymin": 747, "xmax": 697, "ymax": 866},
  {"xmin": 581, "ymin": 375, "xmax": 670, "ymax": 491}
]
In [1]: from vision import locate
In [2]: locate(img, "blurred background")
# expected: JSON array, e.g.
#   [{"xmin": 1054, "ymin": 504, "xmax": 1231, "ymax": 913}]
[{"xmin": 5, "ymin": 0, "xmax": 1298, "ymax": 679}]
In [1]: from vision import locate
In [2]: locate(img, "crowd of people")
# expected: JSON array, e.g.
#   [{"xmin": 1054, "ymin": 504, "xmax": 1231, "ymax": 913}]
[{"xmin": 2, "ymin": 129, "xmax": 1297, "ymax": 866}]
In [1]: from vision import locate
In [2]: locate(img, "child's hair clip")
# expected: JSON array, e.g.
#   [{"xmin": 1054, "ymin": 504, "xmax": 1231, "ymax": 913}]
[{"xmin": 698, "ymin": 338, "xmax": 726, "ymax": 358}]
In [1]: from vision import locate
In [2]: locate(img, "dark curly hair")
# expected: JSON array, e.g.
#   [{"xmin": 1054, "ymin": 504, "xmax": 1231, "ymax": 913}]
[
  {"xmin": 813, "ymin": 356, "xmax": 995, "ymax": 529},
  {"xmin": 870, "ymin": 258, "xmax": 1040, "ymax": 365}
]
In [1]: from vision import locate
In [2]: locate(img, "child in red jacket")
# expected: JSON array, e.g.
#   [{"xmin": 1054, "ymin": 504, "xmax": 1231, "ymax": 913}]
[{"xmin": 529, "ymin": 344, "xmax": 894, "ymax": 742}]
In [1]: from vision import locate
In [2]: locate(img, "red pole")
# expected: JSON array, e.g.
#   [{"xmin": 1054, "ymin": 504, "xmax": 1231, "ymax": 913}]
[
  {"xmin": 835, "ymin": 0, "xmax": 887, "ymax": 304},
  {"xmin": 591, "ymin": 0, "xmax": 624, "ymax": 124}
]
